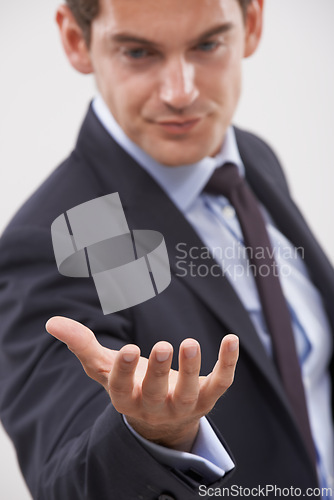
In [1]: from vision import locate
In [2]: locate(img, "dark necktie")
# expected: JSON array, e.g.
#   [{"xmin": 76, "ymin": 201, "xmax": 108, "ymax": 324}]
[{"xmin": 205, "ymin": 163, "xmax": 317, "ymax": 468}]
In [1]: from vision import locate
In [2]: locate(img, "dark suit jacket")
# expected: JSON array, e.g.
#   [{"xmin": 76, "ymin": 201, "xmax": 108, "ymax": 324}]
[{"xmin": 0, "ymin": 106, "xmax": 333, "ymax": 499}]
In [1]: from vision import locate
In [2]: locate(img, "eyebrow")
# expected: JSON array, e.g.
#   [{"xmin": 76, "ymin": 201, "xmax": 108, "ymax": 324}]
[{"xmin": 110, "ymin": 23, "xmax": 234, "ymax": 48}]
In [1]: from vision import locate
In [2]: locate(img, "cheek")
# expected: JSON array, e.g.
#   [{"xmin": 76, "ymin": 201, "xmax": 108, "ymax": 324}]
[
  {"xmin": 209, "ymin": 57, "xmax": 242, "ymax": 108},
  {"xmin": 111, "ymin": 74, "xmax": 156, "ymax": 123}
]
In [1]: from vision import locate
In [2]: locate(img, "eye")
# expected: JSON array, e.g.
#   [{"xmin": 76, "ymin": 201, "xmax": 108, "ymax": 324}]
[
  {"xmin": 196, "ymin": 40, "xmax": 220, "ymax": 52},
  {"xmin": 124, "ymin": 48, "xmax": 151, "ymax": 60}
]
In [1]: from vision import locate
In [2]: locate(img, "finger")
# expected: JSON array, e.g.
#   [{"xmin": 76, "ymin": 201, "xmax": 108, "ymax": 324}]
[
  {"xmin": 173, "ymin": 339, "xmax": 201, "ymax": 410},
  {"xmin": 45, "ymin": 316, "xmax": 115, "ymax": 385},
  {"xmin": 141, "ymin": 341, "xmax": 173, "ymax": 409},
  {"xmin": 108, "ymin": 345, "xmax": 141, "ymax": 412},
  {"xmin": 199, "ymin": 334, "xmax": 239, "ymax": 408}
]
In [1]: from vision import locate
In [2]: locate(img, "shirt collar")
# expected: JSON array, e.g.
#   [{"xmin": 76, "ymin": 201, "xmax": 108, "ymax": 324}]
[{"xmin": 92, "ymin": 94, "xmax": 245, "ymax": 212}]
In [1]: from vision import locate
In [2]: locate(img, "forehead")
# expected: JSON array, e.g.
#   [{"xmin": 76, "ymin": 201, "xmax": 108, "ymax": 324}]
[{"xmin": 95, "ymin": 0, "xmax": 243, "ymax": 41}]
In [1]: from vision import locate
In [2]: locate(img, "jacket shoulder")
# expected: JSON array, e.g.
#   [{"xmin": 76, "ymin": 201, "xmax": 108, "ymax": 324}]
[
  {"xmin": 234, "ymin": 127, "xmax": 290, "ymax": 194},
  {"xmin": 2, "ymin": 150, "xmax": 102, "ymax": 236}
]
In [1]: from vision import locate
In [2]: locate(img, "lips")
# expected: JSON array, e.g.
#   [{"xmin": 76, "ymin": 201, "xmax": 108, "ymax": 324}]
[{"xmin": 156, "ymin": 117, "xmax": 201, "ymax": 134}]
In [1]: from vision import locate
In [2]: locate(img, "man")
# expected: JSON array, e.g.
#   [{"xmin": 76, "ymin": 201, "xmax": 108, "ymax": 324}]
[{"xmin": 0, "ymin": 0, "xmax": 333, "ymax": 499}]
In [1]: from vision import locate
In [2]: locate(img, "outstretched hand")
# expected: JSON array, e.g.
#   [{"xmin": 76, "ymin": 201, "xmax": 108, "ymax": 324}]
[{"xmin": 46, "ymin": 316, "xmax": 239, "ymax": 452}]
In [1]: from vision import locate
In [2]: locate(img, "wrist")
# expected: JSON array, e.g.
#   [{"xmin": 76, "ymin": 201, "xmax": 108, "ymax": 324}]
[{"xmin": 126, "ymin": 415, "xmax": 200, "ymax": 452}]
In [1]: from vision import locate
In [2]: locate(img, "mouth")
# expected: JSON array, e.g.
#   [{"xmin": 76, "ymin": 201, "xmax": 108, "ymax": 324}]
[{"xmin": 156, "ymin": 117, "xmax": 202, "ymax": 135}]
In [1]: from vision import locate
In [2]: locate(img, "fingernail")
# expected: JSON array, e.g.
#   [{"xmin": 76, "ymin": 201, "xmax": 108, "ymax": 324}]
[
  {"xmin": 156, "ymin": 350, "xmax": 170, "ymax": 362},
  {"xmin": 228, "ymin": 338, "xmax": 239, "ymax": 352},
  {"xmin": 123, "ymin": 351, "xmax": 137, "ymax": 363},
  {"xmin": 184, "ymin": 344, "xmax": 198, "ymax": 359}
]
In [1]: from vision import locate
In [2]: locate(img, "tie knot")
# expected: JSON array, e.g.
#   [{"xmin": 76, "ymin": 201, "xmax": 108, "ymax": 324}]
[{"xmin": 205, "ymin": 163, "xmax": 242, "ymax": 199}]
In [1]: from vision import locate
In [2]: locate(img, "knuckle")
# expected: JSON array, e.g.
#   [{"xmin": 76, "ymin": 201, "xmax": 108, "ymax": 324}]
[
  {"xmin": 109, "ymin": 382, "xmax": 131, "ymax": 398},
  {"xmin": 217, "ymin": 374, "xmax": 234, "ymax": 392},
  {"xmin": 182, "ymin": 365, "xmax": 200, "ymax": 377},
  {"xmin": 216, "ymin": 378, "xmax": 229, "ymax": 391},
  {"xmin": 222, "ymin": 358, "xmax": 237, "ymax": 369},
  {"xmin": 217, "ymin": 384, "xmax": 228, "ymax": 395},
  {"xmin": 118, "ymin": 363, "xmax": 135, "ymax": 375},
  {"xmin": 152, "ymin": 366, "xmax": 170, "ymax": 378},
  {"xmin": 176, "ymin": 394, "xmax": 198, "ymax": 407},
  {"xmin": 142, "ymin": 391, "xmax": 165, "ymax": 405},
  {"xmin": 227, "ymin": 362, "xmax": 237, "ymax": 371}
]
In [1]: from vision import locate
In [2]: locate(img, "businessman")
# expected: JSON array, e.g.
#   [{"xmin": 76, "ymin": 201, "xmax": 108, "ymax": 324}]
[{"xmin": 0, "ymin": 0, "xmax": 333, "ymax": 499}]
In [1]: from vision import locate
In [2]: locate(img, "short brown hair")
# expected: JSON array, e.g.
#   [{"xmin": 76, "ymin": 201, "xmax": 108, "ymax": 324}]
[{"xmin": 66, "ymin": 0, "xmax": 253, "ymax": 46}]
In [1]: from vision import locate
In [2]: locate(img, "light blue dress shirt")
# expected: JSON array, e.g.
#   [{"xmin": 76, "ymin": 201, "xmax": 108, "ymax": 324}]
[{"xmin": 92, "ymin": 95, "xmax": 334, "ymax": 490}]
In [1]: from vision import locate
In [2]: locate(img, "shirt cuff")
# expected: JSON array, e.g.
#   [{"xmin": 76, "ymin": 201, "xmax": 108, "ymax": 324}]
[{"xmin": 123, "ymin": 415, "xmax": 235, "ymax": 484}]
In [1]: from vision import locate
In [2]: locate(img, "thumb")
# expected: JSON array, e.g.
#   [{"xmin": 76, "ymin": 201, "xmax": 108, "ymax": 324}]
[{"xmin": 46, "ymin": 316, "xmax": 115, "ymax": 387}]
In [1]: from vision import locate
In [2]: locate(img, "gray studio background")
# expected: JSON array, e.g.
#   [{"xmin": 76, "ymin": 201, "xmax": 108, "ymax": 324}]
[{"xmin": 1, "ymin": 1, "xmax": 334, "ymax": 498}]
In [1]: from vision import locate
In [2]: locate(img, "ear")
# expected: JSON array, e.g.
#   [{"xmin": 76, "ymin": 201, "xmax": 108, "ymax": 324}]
[
  {"xmin": 243, "ymin": 0, "xmax": 264, "ymax": 58},
  {"xmin": 56, "ymin": 5, "xmax": 93, "ymax": 74}
]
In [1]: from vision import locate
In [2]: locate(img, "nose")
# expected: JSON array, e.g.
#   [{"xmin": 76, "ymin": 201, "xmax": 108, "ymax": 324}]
[{"xmin": 159, "ymin": 56, "xmax": 199, "ymax": 111}]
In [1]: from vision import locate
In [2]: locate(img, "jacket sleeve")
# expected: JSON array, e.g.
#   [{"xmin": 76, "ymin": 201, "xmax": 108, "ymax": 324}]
[{"xmin": 0, "ymin": 225, "xmax": 234, "ymax": 500}]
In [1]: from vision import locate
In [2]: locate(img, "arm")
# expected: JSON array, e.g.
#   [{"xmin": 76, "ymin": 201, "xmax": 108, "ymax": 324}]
[{"xmin": 0, "ymin": 226, "xmax": 238, "ymax": 500}]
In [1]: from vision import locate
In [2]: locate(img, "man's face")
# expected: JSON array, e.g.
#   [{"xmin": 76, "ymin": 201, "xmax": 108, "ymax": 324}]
[{"xmin": 89, "ymin": 0, "xmax": 253, "ymax": 165}]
